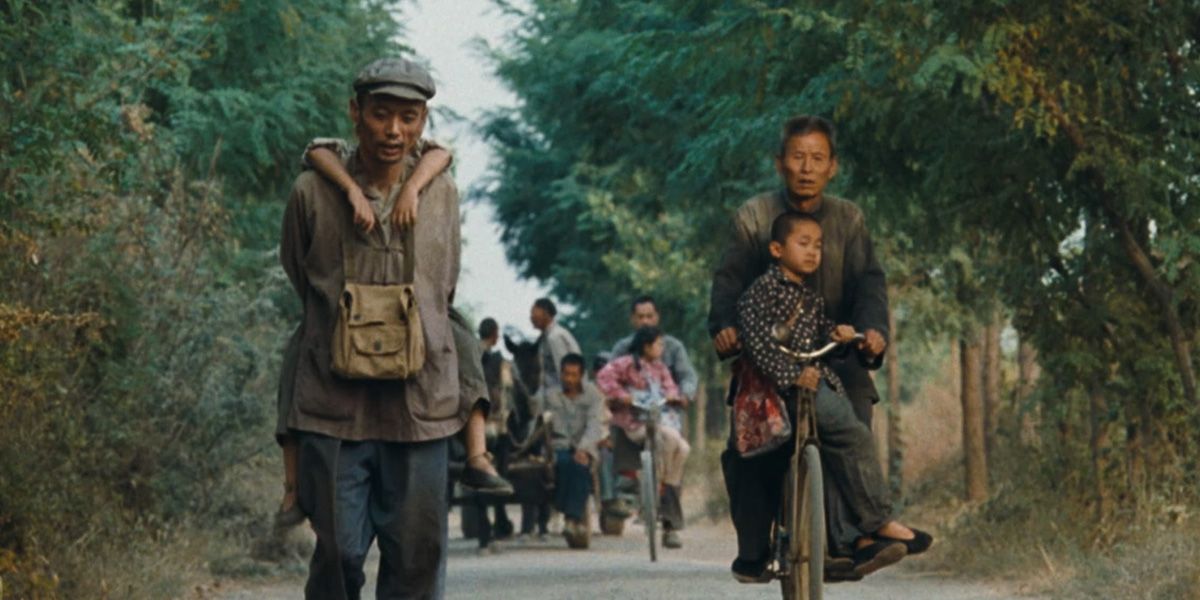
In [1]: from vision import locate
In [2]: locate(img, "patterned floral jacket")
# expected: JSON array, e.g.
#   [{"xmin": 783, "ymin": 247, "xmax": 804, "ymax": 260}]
[
  {"xmin": 736, "ymin": 265, "xmax": 846, "ymax": 396},
  {"xmin": 595, "ymin": 354, "xmax": 683, "ymax": 432}
]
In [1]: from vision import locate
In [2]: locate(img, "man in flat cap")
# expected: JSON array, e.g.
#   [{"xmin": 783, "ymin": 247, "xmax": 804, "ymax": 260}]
[{"xmin": 280, "ymin": 56, "xmax": 463, "ymax": 599}]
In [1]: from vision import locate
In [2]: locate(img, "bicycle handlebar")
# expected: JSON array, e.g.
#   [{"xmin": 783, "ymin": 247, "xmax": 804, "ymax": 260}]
[{"xmin": 777, "ymin": 333, "xmax": 865, "ymax": 362}]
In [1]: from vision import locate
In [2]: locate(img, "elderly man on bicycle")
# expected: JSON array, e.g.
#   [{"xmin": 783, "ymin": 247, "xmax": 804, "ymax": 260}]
[{"xmin": 711, "ymin": 116, "xmax": 931, "ymax": 583}]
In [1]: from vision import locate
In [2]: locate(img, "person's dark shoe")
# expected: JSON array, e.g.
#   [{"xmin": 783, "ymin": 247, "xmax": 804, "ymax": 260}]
[
  {"xmin": 731, "ymin": 558, "xmax": 772, "ymax": 584},
  {"xmin": 461, "ymin": 453, "xmax": 514, "ymax": 496},
  {"xmin": 823, "ymin": 556, "xmax": 862, "ymax": 583},
  {"xmin": 493, "ymin": 518, "xmax": 515, "ymax": 540},
  {"xmin": 852, "ymin": 540, "xmax": 907, "ymax": 577},
  {"xmin": 603, "ymin": 498, "xmax": 632, "ymax": 519},
  {"xmin": 662, "ymin": 528, "xmax": 682, "ymax": 549},
  {"xmin": 872, "ymin": 528, "xmax": 934, "ymax": 555}
]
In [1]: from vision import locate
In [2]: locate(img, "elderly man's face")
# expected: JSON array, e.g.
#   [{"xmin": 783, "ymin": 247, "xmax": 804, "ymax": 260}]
[
  {"xmin": 775, "ymin": 131, "xmax": 838, "ymax": 202},
  {"xmin": 351, "ymin": 94, "xmax": 427, "ymax": 165}
]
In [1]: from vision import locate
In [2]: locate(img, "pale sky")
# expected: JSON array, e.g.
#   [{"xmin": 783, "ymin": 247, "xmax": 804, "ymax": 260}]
[{"xmin": 405, "ymin": 0, "xmax": 555, "ymax": 342}]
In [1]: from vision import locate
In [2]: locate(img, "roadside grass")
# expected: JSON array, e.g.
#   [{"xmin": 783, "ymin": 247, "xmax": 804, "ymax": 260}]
[
  {"xmin": 686, "ymin": 436, "xmax": 731, "ymax": 525},
  {"xmin": 900, "ymin": 439, "xmax": 1200, "ymax": 600}
]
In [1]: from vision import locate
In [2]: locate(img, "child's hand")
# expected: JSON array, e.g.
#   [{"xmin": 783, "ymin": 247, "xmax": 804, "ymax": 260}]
[
  {"xmin": 347, "ymin": 186, "xmax": 376, "ymax": 233},
  {"xmin": 392, "ymin": 186, "xmax": 420, "ymax": 229},
  {"xmin": 667, "ymin": 396, "xmax": 689, "ymax": 409},
  {"xmin": 831, "ymin": 325, "xmax": 857, "ymax": 343},
  {"xmin": 795, "ymin": 367, "xmax": 820, "ymax": 391}
]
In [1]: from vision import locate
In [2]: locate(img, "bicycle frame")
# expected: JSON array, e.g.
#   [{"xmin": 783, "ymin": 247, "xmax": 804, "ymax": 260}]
[{"xmin": 773, "ymin": 334, "xmax": 863, "ymax": 600}]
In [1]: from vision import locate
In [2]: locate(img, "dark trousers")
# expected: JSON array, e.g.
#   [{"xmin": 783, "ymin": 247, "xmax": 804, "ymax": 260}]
[
  {"xmin": 520, "ymin": 503, "xmax": 550, "ymax": 535},
  {"xmin": 607, "ymin": 427, "xmax": 685, "ymax": 530},
  {"xmin": 473, "ymin": 435, "xmax": 514, "ymax": 548},
  {"xmin": 722, "ymin": 382, "xmax": 890, "ymax": 562},
  {"xmin": 296, "ymin": 432, "xmax": 449, "ymax": 600},
  {"xmin": 553, "ymin": 449, "xmax": 592, "ymax": 520}
]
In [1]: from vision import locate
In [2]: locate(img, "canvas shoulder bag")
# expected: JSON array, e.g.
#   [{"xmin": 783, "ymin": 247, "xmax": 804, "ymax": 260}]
[{"xmin": 331, "ymin": 229, "xmax": 425, "ymax": 379}]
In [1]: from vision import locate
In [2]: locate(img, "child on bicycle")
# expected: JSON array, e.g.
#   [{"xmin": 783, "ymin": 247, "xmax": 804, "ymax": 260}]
[{"xmin": 727, "ymin": 211, "xmax": 931, "ymax": 583}]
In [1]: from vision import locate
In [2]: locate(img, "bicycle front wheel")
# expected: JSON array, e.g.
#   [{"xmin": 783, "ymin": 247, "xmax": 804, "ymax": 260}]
[
  {"xmin": 801, "ymin": 444, "xmax": 825, "ymax": 599},
  {"xmin": 639, "ymin": 447, "xmax": 658, "ymax": 562},
  {"xmin": 781, "ymin": 443, "xmax": 825, "ymax": 600}
]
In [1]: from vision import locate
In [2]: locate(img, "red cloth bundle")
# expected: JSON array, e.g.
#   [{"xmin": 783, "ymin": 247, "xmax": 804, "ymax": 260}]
[{"xmin": 732, "ymin": 359, "xmax": 793, "ymax": 457}]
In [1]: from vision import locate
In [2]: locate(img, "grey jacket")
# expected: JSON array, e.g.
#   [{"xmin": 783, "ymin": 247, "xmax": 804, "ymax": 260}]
[
  {"xmin": 611, "ymin": 333, "xmax": 699, "ymax": 400},
  {"xmin": 537, "ymin": 321, "xmax": 581, "ymax": 392},
  {"xmin": 531, "ymin": 382, "xmax": 607, "ymax": 458},
  {"xmin": 280, "ymin": 149, "xmax": 465, "ymax": 442},
  {"xmin": 708, "ymin": 190, "xmax": 889, "ymax": 401}
]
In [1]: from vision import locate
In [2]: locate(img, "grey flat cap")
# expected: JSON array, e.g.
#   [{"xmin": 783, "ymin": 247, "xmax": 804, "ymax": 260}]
[{"xmin": 353, "ymin": 57, "xmax": 436, "ymax": 101}]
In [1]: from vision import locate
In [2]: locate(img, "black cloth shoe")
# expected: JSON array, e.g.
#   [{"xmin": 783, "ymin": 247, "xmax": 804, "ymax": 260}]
[
  {"xmin": 872, "ymin": 528, "xmax": 934, "ymax": 555},
  {"xmin": 731, "ymin": 558, "xmax": 772, "ymax": 584},
  {"xmin": 823, "ymin": 557, "xmax": 863, "ymax": 583},
  {"xmin": 461, "ymin": 454, "xmax": 514, "ymax": 496},
  {"xmin": 852, "ymin": 540, "xmax": 907, "ymax": 577}
]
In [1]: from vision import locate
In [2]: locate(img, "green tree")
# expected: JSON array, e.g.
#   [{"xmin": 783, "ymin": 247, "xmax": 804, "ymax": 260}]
[
  {"xmin": 483, "ymin": 0, "xmax": 1199, "ymax": 513},
  {"xmin": 0, "ymin": 1, "xmax": 409, "ymax": 595}
]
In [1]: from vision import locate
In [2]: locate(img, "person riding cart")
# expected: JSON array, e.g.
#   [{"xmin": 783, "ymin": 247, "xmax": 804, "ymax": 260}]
[{"xmin": 530, "ymin": 354, "xmax": 607, "ymax": 547}]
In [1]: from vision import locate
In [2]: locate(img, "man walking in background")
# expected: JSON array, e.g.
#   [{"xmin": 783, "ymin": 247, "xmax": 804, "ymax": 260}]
[{"xmin": 531, "ymin": 297, "xmax": 581, "ymax": 393}]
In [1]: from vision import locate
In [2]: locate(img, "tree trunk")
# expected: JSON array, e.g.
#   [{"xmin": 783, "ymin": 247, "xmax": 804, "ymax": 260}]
[
  {"xmin": 707, "ymin": 378, "xmax": 729, "ymax": 440},
  {"xmin": 961, "ymin": 332, "xmax": 988, "ymax": 502},
  {"xmin": 982, "ymin": 314, "xmax": 1002, "ymax": 459},
  {"xmin": 874, "ymin": 404, "xmax": 889, "ymax": 479},
  {"xmin": 1088, "ymin": 381, "xmax": 1111, "ymax": 520},
  {"xmin": 1016, "ymin": 340, "xmax": 1041, "ymax": 446},
  {"xmin": 885, "ymin": 305, "xmax": 903, "ymax": 500}
]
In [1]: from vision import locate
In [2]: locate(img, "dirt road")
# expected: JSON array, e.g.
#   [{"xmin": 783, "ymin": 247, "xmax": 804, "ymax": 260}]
[{"xmin": 218, "ymin": 518, "xmax": 1027, "ymax": 600}]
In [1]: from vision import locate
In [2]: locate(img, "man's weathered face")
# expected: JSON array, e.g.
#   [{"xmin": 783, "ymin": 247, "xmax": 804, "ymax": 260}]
[
  {"xmin": 560, "ymin": 363, "xmax": 583, "ymax": 392},
  {"xmin": 530, "ymin": 306, "xmax": 551, "ymax": 330},
  {"xmin": 630, "ymin": 301, "xmax": 659, "ymax": 329},
  {"xmin": 775, "ymin": 131, "xmax": 838, "ymax": 202},
  {"xmin": 350, "ymin": 94, "xmax": 427, "ymax": 165}
]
